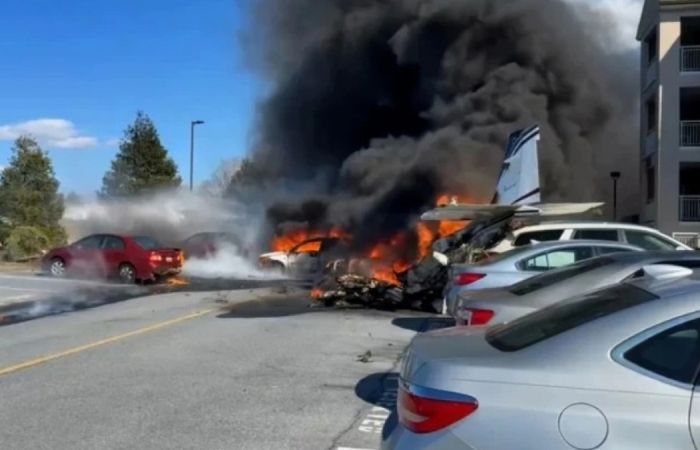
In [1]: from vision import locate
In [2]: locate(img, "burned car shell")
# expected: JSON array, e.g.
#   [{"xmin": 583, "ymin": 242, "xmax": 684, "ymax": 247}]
[{"xmin": 259, "ymin": 237, "xmax": 350, "ymax": 276}]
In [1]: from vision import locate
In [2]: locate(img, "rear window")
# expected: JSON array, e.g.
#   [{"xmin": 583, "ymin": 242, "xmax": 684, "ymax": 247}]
[
  {"xmin": 573, "ymin": 229, "xmax": 619, "ymax": 241},
  {"xmin": 487, "ymin": 284, "xmax": 658, "ymax": 352},
  {"xmin": 133, "ymin": 236, "xmax": 163, "ymax": 250},
  {"xmin": 597, "ymin": 246, "xmax": 634, "ymax": 255},
  {"xmin": 513, "ymin": 230, "xmax": 564, "ymax": 246},
  {"xmin": 625, "ymin": 230, "xmax": 678, "ymax": 251},
  {"xmin": 509, "ymin": 256, "xmax": 614, "ymax": 296}
]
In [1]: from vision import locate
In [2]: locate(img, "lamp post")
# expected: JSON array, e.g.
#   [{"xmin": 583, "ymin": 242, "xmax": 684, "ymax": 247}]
[
  {"xmin": 610, "ymin": 171, "xmax": 621, "ymax": 220},
  {"xmin": 190, "ymin": 120, "xmax": 205, "ymax": 191}
]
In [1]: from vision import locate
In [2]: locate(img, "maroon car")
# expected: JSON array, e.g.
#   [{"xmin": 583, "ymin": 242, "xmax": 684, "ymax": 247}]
[{"xmin": 42, "ymin": 234, "xmax": 183, "ymax": 283}]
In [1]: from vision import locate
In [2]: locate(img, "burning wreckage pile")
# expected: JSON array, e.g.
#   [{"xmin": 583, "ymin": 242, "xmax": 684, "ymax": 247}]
[
  {"xmin": 270, "ymin": 197, "xmax": 517, "ymax": 311},
  {"xmin": 316, "ymin": 215, "xmax": 513, "ymax": 310}
]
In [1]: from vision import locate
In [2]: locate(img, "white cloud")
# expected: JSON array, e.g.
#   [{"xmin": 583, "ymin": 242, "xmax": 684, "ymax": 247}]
[
  {"xmin": 104, "ymin": 138, "xmax": 121, "ymax": 148},
  {"xmin": 0, "ymin": 118, "xmax": 100, "ymax": 150}
]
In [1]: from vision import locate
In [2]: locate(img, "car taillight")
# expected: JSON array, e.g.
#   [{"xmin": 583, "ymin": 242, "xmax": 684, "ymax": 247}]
[
  {"xmin": 398, "ymin": 383, "xmax": 478, "ymax": 434},
  {"xmin": 456, "ymin": 307, "xmax": 495, "ymax": 326},
  {"xmin": 454, "ymin": 273, "xmax": 485, "ymax": 286},
  {"xmin": 149, "ymin": 253, "xmax": 163, "ymax": 262}
]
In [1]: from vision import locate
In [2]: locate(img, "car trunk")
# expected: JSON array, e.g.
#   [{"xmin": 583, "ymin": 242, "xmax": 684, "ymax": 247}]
[
  {"xmin": 403, "ymin": 326, "xmax": 523, "ymax": 386},
  {"xmin": 149, "ymin": 248, "xmax": 183, "ymax": 274}
]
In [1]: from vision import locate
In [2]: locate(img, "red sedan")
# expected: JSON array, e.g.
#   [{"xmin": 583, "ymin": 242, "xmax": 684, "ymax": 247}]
[{"xmin": 42, "ymin": 234, "xmax": 183, "ymax": 283}]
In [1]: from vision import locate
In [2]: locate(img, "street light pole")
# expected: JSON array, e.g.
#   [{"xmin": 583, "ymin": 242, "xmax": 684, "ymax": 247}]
[
  {"xmin": 610, "ymin": 171, "xmax": 621, "ymax": 220},
  {"xmin": 190, "ymin": 120, "xmax": 205, "ymax": 191}
]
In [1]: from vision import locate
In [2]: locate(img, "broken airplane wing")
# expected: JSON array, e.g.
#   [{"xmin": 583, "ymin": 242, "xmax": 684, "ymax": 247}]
[
  {"xmin": 423, "ymin": 125, "xmax": 605, "ymax": 221},
  {"xmin": 421, "ymin": 202, "xmax": 604, "ymax": 221}
]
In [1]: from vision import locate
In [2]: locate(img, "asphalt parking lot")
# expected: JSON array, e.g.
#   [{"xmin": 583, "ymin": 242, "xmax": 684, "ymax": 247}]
[{"xmin": 0, "ymin": 279, "xmax": 447, "ymax": 450}]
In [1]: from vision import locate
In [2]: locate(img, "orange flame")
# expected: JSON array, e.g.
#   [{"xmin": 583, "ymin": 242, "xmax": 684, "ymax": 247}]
[
  {"xmin": 271, "ymin": 228, "xmax": 347, "ymax": 252},
  {"xmin": 436, "ymin": 194, "xmax": 473, "ymax": 206},
  {"xmin": 371, "ymin": 266, "xmax": 402, "ymax": 286},
  {"xmin": 273, "ymin": 193, "xmax": 476, "ymax": 288},
  {"xmin": 166, "ymin": 276, "xmax": 189, "ymax": 286}
]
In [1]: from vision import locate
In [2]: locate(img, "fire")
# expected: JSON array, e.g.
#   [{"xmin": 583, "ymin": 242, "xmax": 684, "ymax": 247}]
[
  {"xmin": 271, "ymin": 227, "xmax": 347, "ymax": 252},
  {"xmin": 436, "ymin": 194, "xmax": 473, "ymax": 206},
  {"xmin": 371, "ymin": 266, "xmax": 402, "ymax": 286},
  {"xmin": 166, "ymin": 276, "xmax": 189, "ymax": 286},
  {"xmin": 416, "ymin": 193, "xmax": 472, "ymax": 257},
  {"xmin": 273, "ymin": 193, "xmax": 476, "ymax": 289}
]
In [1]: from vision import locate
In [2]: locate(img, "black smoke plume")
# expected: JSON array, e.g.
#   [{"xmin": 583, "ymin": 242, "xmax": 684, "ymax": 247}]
[{"xmin": 237, "ymin": 0, "xmax": 638, "ymax": 246}]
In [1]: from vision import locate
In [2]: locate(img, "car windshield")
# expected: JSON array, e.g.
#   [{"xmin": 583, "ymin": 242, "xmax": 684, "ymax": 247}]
[
  {"xmin": 487, "ymin": 283, "xmax": 658, "ymax": 352},
  {"xmin": 508, "ymin": 256, "xmax": 614, "ymax": 296},
  {"xmin": 133, "ymin": 236, "xmax": 163, "ymax": 250}
]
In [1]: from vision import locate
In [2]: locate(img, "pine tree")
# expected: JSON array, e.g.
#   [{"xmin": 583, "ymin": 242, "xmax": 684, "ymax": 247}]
[
  {"xmin": 0, "ymin": 136, "xmax": 66, "ymax": 245},
  {"xmin": 100, "ymin": 111, "xmax": 181, "ymax": 197}
]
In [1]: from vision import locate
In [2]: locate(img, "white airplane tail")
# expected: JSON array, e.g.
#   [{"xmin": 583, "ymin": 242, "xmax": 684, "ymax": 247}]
[
  {"xmin": 422, "ymin": 126, "xmax": 602, "ymax": 221},
  {"xmin": 495, "ymin": 125, "xmax": 541, "ymax": 205}
]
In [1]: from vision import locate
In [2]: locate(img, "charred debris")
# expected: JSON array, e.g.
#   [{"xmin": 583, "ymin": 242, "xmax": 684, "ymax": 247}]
[{"xmin": 311, "ymin": 211, "xmax": 516, "ymax": 311}]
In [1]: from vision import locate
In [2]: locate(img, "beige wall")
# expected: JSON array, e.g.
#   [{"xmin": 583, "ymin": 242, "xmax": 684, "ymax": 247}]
[{"xmin": 643, "ymin": 8, "xmax": 700, "ymax": 236}]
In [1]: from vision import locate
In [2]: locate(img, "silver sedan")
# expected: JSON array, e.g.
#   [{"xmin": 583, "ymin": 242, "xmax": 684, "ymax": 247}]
[
  {"xmin": 444, "ymin": 240, "xmax": 642, "ymax": 316},
  {"xmin": 454, "ymin": 251, "xmax": 700, "ymax": 326},
  {"xmin": 383, "ymin": 274, "xmax": 700, "ymax": 449}
]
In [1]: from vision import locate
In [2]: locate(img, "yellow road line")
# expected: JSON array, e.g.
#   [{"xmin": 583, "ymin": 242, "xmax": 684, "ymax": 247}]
[{"xmin": 0, "ymin": 308, "xmax": 216, "ymax": 377}]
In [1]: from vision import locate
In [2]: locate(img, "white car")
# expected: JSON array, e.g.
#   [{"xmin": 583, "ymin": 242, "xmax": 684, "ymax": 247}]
[{"xmin": 489, "ymin": 221, "xmax": 691, "ymax": 253}]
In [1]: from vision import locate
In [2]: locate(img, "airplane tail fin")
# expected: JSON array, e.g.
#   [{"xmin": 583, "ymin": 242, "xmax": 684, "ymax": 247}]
[{"xmin": 494, "ymin": 126, "xmax": 541, "ymax": 206}]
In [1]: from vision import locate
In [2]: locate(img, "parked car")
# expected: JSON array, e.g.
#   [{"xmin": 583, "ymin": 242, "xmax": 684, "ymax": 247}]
[
  {"xmin": 488, "ymin": 221, "xmax": 692, "ymax": 253},
  {"xmin": 42, "ymin": 234, "xmax": 183, "ymax": 283},
  {"xmin": 385, "ymin": 273, "xmax": 700, "ymax": 449},
  {"xmin": 453, "ymin": 251, "xmax": 700, "ymax": 326},
  {"xmin": 181, "ymin": 232, "xmax": 245, "ymax": 259},
  {"xmin": 443, "ymin": 240, "xmax": 642, "ymax": 314}
]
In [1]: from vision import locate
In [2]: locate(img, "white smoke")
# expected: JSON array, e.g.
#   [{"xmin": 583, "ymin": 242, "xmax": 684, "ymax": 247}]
[
  {"xmin": 182, "ymin": 244, "xmax": 280, "ymax": 279},
  {"xmin": 62, "ymin": 189, "xmax": 265, "ymax": 251}
]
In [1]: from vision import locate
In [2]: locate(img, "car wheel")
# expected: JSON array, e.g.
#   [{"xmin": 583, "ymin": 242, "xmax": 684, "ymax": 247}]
[
  {"xmin": 118, "ymin": 263, "xmax": 137, "ymax": 284},
  {"xmin": 49, "ymin": 258, "xmax": 66, "ymax": 277}
]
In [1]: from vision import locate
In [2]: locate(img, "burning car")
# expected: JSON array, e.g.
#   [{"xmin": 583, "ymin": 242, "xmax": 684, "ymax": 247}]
[
  {"xmin": 259, "ymin": 236, "xmax": 351, "ymax": 277},
  {"xmin": 42, "ymin": 234, "xmax": 183, "ymax": 283}
]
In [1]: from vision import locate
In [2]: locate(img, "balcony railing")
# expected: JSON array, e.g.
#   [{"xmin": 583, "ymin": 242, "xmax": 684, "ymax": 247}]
[
  {"xmin": 681, "ymin": 121, "xmax": 700, "ymax": 146},
  {"xmin": 680, "ymin": 195, "xmax": 700, "ymax": 222},
  {"xmin": 682, "ymin": 45, "xmax": 700, "ymax": 71}
]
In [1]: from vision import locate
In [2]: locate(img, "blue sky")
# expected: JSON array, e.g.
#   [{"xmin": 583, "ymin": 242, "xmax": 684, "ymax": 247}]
[{"xmin": 0, "ymin": 0, "xmax": 263, "ymax": 194}]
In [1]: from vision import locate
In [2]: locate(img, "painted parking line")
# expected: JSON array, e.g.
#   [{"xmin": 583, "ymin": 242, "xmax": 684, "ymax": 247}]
[{"xmin": 0, "ymin": 308, "xmax": 216, "ymax": 377}]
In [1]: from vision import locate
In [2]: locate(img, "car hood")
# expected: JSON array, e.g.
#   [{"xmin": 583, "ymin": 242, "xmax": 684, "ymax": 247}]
[{"xmin": 259, "ymin": 251, "xmax": 286, "ymax": 260}]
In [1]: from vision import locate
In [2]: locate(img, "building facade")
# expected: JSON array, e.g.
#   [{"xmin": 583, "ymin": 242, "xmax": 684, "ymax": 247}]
[{"xmin": 638, "ymin": 0, "xmax": 700, "ymax": 246}]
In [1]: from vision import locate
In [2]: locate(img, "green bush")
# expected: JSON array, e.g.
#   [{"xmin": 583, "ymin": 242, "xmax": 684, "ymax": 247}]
[{"xmin": 5, "ymin": 226, "xmax": 50, "ymax": 262}]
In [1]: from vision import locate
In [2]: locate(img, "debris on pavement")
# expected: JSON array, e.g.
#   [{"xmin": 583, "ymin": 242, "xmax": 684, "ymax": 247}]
[{"xmin": 357, "ymin": 350, "xmax": 372, "ymax": 363}]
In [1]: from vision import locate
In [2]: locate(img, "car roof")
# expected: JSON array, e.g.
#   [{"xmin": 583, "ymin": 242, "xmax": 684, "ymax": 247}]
[
  {"xmin": 516, "ymin": 240, "xmax": 641, "ymax": 251},
  {"xmin": 515, "ymin": 221, "xmax": 671, "ymax": 233}
]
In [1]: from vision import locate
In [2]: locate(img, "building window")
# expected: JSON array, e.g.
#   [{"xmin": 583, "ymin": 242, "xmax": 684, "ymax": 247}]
[
  {"xmin": 645, "ymin": 157, "xmax": 655, "ymax": 203},
  {"xmin": 646, "ymin": 28, "xmax": 657, "ymax": 64},
  {"xmin": 646, "ymin": 98, "xmax": 657, "ymax": 134}
]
